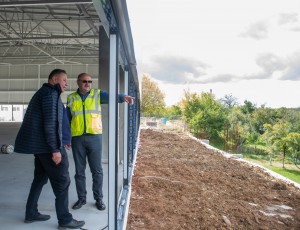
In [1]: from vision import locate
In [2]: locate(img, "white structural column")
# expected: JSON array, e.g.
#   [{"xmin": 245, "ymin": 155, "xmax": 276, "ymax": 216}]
[
  {"xmin": 123, "ymin": 69, "xmax": 129, "ymax": 184},
  {"xmin": 108, "ymin": 31, "xmax": 118, "ymax": 230}
]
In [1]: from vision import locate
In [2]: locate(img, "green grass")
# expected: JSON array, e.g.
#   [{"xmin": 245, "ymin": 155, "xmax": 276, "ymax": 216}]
[
  {"xmin": 264, "ymin": 165, "xmax": 300, "ymax": 184},
  {"xmin": 243, "ymin": 155, "xmax": 300, "ymax": 184},
  {"xmin": 209, "ymin": 139, "xmax": 224, "ymax": 150},
  {"xmin": 209, "ymin": 141, "xmax": 300, "ymax": 184},
  {"xmin": 242, "ymin": 152, "xmax": 269, "ymax": 161}
]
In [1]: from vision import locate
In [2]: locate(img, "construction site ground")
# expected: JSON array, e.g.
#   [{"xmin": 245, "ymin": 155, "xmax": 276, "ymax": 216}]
[{"xmin": 126, "ymin": 127, "xmax": 300, "ymax": 230}]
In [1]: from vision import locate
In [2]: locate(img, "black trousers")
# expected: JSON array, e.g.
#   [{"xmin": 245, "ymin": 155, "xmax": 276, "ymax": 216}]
[
  {"xmin": 25, "ymin": 148, "xmax": 73, "ymax": 225},
  {"xmin": 72, "ymin": 134, "xmax": 103, "ymax": 201}
]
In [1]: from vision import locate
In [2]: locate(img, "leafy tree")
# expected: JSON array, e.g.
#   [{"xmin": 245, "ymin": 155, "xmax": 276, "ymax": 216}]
[
  {"xmin": 285, "ymin": 132, "xmax": 300, "ymax": 169},
  {"xmin": 260, "ymin": 120, "xmax": 291, "ymax": 166},
  {"xmin": 251, "ymin": 107, "xmax": 281, "ymax": 134},
  {"xmin": 277, "ymin": 108, "xmax": 300, "ymax": 133},
  {"xmin": 182, "ymin": 91, "xmax": 225, "ymax": 139},
  {"xmin": 181, "ymin": 90, "xmax": 201, "ymax": 125},
  {"xmin": 223, "ymin": 107, "xmax": 249, "ymax": 151},
  {"xmin": 220, "ymin": 94, "xmax": 239, "ymax": 108},
  {"xmin": 241, "ymin": 100, "xmax": 256, "ymax": 114},
  {"xmin": 141, "ymin": 74, "xmax": 166, "ymax": 117},
  {"xmin": 165, "ymin": 105, "xmax": 182, "ymax": 119},
  {"xmin": 274, "ymin": 136, "xmax": 289, "ymax": 168},
  {"xmin": 260, "ymin": 124, "xmax": 277, "ymax": 166}
]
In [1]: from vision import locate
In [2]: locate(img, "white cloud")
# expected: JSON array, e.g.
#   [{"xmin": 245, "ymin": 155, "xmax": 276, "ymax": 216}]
[
  {"xmin": 241, "ymin": 21, "xmax": 270, "ymax": 40},
  {"xmin": 143, "ymin": 55, "xmax": 208, "ymax": 84},
  {"xmin": 128, "ymin": 0, "xmax": 300, "ymax": 108}
]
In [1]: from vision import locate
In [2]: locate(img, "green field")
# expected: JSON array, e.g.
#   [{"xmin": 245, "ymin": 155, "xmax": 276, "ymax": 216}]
[
  {"xmin": 209, "ymin": 140, "xmax": 300, "ymax": 185},
  {"xmin": 243, "ymin": 156, "xmax": 300, "ymax": 184}
]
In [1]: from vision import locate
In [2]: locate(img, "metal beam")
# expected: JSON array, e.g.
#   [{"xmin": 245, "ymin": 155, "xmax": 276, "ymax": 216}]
[
  {"xmin": 92, "ymin": 0, "xmax": 109, "ymax": 36},
  {"xmin": 110, "ymin": 0, "xmax": 139, "ymax": 89},
  {"xmin": 0, "ymin": 9, "xmax": 96, "ymax": 17},
  {"xmin": 30, "ymin": 43, "xmax": 64, "ymax": 64},
  {"xmin": 76, "ymin": 4, "xmax": 99, "ymax": 35},
  {"xmin": 0, "ymin": 55, "xmax": 98, "ymax": 59},
  {"xmin": 0, "ymin": 1, "xmax": 92, "ymax": 7},
  {"xmin": 0, "ymin": 35, "xmax": 98, "ymax": 41},
  {"xmin": 123, "ymin": 69, "xmax": 129, "ymax": 184},
  {"xmin": 108, "ymin": 31, "xmax": 118, "ymax": 230}
]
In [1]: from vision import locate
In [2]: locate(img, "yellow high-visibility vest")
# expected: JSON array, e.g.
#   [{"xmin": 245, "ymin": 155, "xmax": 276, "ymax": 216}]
[{"xmin": 67, "ymin": 89, "xmax": 102, "ymax": 136}]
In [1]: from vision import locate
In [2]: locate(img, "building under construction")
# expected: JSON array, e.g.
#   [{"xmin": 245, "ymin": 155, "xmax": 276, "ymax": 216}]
[{"xmin": 0, "ymin": 1, "xmax": 140, "ymax": 229}]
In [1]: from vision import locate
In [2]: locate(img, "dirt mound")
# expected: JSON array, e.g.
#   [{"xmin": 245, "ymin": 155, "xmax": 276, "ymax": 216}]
[{"xmin": 127, "ymin": 129, "xmax": 300, "ymax": 230}]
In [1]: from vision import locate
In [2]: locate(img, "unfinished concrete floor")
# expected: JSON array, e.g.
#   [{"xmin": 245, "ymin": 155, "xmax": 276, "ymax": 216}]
[{"xmin": 0, "ymin": 122, "xmax": 109, "ymax": 230}]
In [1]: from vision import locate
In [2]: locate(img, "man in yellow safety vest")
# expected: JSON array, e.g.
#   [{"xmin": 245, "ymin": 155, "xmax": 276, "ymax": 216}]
[{"xmin": 66, "ymin": 73, "xmax": 134, "ymax": 211}]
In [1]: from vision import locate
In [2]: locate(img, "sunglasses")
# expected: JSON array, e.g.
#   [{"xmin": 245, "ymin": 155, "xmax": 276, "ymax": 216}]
[{"xmin": 80, "ymin": 80, "xmax": 92, "ymax": 83}]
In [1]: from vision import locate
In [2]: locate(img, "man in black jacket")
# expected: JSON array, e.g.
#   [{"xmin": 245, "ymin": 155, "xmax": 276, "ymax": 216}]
[{"xmin": 15, "ymin": 69, "xmax": 85, "ymax": 229}]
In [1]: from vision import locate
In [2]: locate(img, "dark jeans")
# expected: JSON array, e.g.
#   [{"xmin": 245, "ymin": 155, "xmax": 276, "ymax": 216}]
[
  {"xmin": 71, "ymin": 134, "xmax": 103, "ymax": 201},
  {"xmin": 25, "ymin": 148, "xmax": 73, "ymax": 225}
]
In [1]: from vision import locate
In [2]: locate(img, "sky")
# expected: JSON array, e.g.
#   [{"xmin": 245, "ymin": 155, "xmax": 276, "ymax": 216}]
[{"xmin": 126, "ymin": 0, "xmax": 300, "ymax": 108}]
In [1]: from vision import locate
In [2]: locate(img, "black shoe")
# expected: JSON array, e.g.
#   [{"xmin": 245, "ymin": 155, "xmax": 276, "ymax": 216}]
[
  {"xmin": 72, "ymin": 198, "xmax": 86, "ymax": 210},
  {"xmin": 24, "ymin": 212, "xmax": 51, "ymax": 223},
  {"xmin": 58, "ymin": 219, "xmax": 85, "ymax": 230},
  {"xmin": 96, "ymin": 199, "xmax": 106, "ymax": 210}
]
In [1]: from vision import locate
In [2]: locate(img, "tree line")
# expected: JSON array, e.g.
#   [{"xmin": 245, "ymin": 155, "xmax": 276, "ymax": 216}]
[{"xmin": 141, "ymin": 74, "xmax": 300, "ymax": 168}]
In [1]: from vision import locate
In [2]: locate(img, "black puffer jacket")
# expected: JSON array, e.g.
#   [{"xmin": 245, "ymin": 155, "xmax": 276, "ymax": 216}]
[{"xmin": 15, "ymin": 83, "xmax": 63, "ymax": 154}]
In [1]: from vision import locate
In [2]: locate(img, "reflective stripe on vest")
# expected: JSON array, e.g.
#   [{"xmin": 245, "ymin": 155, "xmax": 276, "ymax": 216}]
[{"xmin": 67, "ymin": 89, "xmax": 102, "ymax": 136}]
